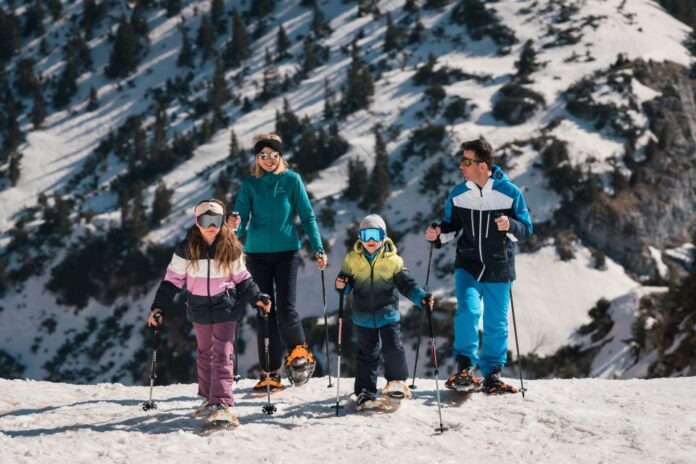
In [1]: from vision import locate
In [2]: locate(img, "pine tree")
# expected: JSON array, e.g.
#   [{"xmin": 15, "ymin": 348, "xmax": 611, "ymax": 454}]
[
  {"xmin": 165, "ymin": 0, "xmax": 182, "ymax": 17},
  {"xmin": 408, "ymin": 16, "xmax": 426, "ymax": 44},
  {"xmin": 0, "ymin": 8, "xmax": 21, "ymax": 65},
  {"xmin": 340, "ymin": 41, "xmax": 374, "ymax": 115},
  {"xmin": 424, "ymin": 0, "xmax": 451, "ymax": 9},
  {"xmin": 383, "ymin": 12, "xmax": 401, "ymax": 52},
  {"xmin": 53, "ymin": 59, "xmax": 79, "ymax": 108},
  {"xmin": 212, "ymin": 170, "xmax": 231, "ymax": 203},
  {"xmin": 8, "ymin": 153, "xmax": 22, "ymax": 186},
  {"xmin": 22, "ymin": 0, "xmax": 46, "ymax": 38},
  {"xmin": 228, "ymin": 130, "xmax": 248, "ymax": 178},
  {"xmin": 106, "ymin": 17, "xmax": 141, "ymax": 78},
  {"xmin": 404, "ymin": 0, "xmax": 419, "ymax": 14},
  {"xmin": 65, "ymin": 27, "xmax": 93, "ymax": 72},
  {"xmin": 344, "ymin": 157, "xmax": 368, "ymax": 201},
  {"xmin": 311, "ymin": 4, "xmax": 331, "ymax": 38},
  {"xmin": 196, "ymin": 16, "xmax": 215, "ymax": 61},
  {"xmin": 210, "ymin": 0, "xmax": 226, "ymax": 36},
  {"xmin": 86, "ymin": 86, "xmax": 99, "ymax": 111},
  {"xmin": 45, "ymin": 0, "xmax": 63, "ymax": 20},
  {"xmin": 224, "ymin": 9, "xmax": 251, "ymax": 69},
  {"xmin": 82, "ymin": 0, "xmax": 107, "ymax": 39},
  {"xmin": 249, "ymin": 0, "xmax": 274, "ymax": 18},
  {"xmin": 150, "ymin": 182, "xmax": 173, "ymax": 227},
  {"xmin": 275, "ymin": 98, "xmax": 301, "ymax": 144},
  {"xmin": 360, "ymin": 129, "xmax": 390, "ymax": 210},
  {"xmin": 14, "ymin": 58, "xmax": 38, "ymax": 98},
  {"xmin": 131, "ymin": 1, "xmax": 149, "ymax": 41},
  {"xmin": 32, "ymin": 86, "xmax": 47, "ymax": 128},
  {"xmin": 260, "ymin": 48, "xmax": 281, "ymax": 101},
  {"xmin": 302, "ymin": 35, "xmax": 319, "ymax": 76},
  {"xmin": 210, "ymin": 60, "xmax": 231, "ymax": 105},
  {"xmin": 177, "ymin": 23, "xmax": 194, "ymax": 68},
  {"xmin": 515, "ymin": 39, "xmax": 540, "ymax": 82},
  {"xmin": 276, "ymin": 25, "xmax": 290, "ymax": 59}
]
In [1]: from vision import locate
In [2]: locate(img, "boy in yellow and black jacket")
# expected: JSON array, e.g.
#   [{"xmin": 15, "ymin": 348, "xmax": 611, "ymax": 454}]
[{"xmin": 335, "ymin": 214, "xmax": 434, "ymax": 409}]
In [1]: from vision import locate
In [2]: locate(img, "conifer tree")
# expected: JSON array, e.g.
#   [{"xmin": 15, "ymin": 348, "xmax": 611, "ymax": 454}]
[
  {"xmin": 150, "ymin": 182, "xmax": 173, "ymax": 227},
  {"xmin": 404, "ymin": 0, "xmax": 419, "ymax": 14},
  {"xmin": 131, "ymin": 1, "xmax": 149, "ymax": 41},
  {"xmin": 82, "ymin": 0, "xmax": 107, "ymax": 39},
  {"xmin": 66, "ymin": 26, "xmax": 93, "ymax": 71},
  {"xmin": 360, "ymin": 129, "xmax": 390, "ymax": 210},
  {"xmin": 0, "ymin": 9, "xmax": 21, "ymax": 66},
  {"xmin": 224, "ymin": 8, "xmax": 250, "ymax": 69},
  {"xmin": 276, "ymin": 25, "xmax": 290, "ymax": 59},
  {"xmin": 383, "ymin": 12, "xmax": 401, "ymax": 52},
  {"xmin": 32, "ymin": 86, "xmax": 47, "ymax": 128},
  {"xmin": 311, "ymin": 4, "xmax": 331, "ymax": 38},
  {"xmin": 275, "ymin": 98, "xmax": 301, "ymax": 144},
  {"xmin": 260, "ymin": 48, "xmax": 281, "ymax": 101},
  {"xmin": 106, "ymin": 17, "xmax": 141, "ymax": 78},
  {"xmin": 165, "ymin": 0, "xmax": 182, "ymax": 17},
  {"xmin": 196, "ymin": 15, "xmax": 215, "ymax": 61},
  {"xmin": 344, "ymin": 157, "xmax": 368, "ymax": 201},
  {"xmin": 86, "ymin": 86, "xmax": 99, "ymax": 112},
  {"xmin": 53, "ymin": 60, "xmax": 79, "ymax": 107},
  {"xmin": 249, "ymin": 0, "xmax": 274, "ymax": 18},
  {"xmin": 14, "ymin": 58, "xmax": 38, "ymax": 98},
  {"xmin": 340, "ymin": 41, "xmax": 374, "ymax": 115},
  {"xmin": 46, "ymin": 0, "xmax": 63, "ymax": 20},
  {"xmin": 8, "ymin": 153, "xmax": 21, "ymax": 186},
  {"xmin": 22, "ymin": 0, "xmax": 46, "ymax": 38},
  {"xmin": 210, "ymin": 60, "xmax": 231, "ymax": 105},
  {"xmin": 228, "ymin": 130, "xmax": 248, "ymax": 178},
  {"xmin": 515, "ymin": 39, "xmax": 540, "ymax": 81},
  {"xmin": 177, "ymin": 23, "xmax": 194, "ymax": 68},
  {"xmin": 210, "ymin": 0, "xmax": 226, "ymax": 36},
  {"xmin": 302, "ymin": 35, "xmax": 319, "ymax": 76},
  {"xmin": 408, "ymin": 16, "xmax": 426, "ymax": 43}
]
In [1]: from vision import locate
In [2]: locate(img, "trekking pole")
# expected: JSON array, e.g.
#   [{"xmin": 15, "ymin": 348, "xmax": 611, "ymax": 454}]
[
  {"xmin": 502, "ymin": 233, "xmax": 527, "ymax": 398},
  {"xmin": 142, "ymin": 313, "xmax": 162, "ymax": 411},
  {"xmin": 410, "ymin": 223, "xmax": 437, "ymax": 390},
  {"xmin": 321, "ymin": 263, "xmax": 333, "ymax": 388},
  {"xmin": 333, "ymin": 284, "xmax": 346, "ymax": 415},
  {"xmin": 426, "ymin": 303, "xmax": 447, "ymax": 434},
  {"xmin": 259, "ymin": 296, "xmax": 277, "ymax": 415}
]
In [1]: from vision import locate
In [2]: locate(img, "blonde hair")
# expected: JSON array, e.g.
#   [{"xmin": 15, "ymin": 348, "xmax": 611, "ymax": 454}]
[{"xmin": 252, "ymin": 133, "xmax": 288, "ymax": 178}]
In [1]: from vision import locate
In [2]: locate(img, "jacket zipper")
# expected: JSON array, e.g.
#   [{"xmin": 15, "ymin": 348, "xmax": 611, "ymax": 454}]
[
  {"xmin": 206, "ymin": 252, "xmax": 212, "ymax": 306},
  {"xmin": 485, "ymin": 211, "xmax": 490, "ymax": 239},
  {"xmin": 369, "ymin": 260, "xmax": 377, "ymax": 328},
  {"xmin": 476, "ymin": 189, "xmax": 486, "ymax": 281},
  {"xmin": 470, "ymin": 209, "xmax": 475, "ymax": 238}
]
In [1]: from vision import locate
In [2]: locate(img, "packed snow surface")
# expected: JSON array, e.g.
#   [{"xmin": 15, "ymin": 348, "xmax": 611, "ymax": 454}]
[{"xmin": 1, "ymin": 376, "xmax": 695, "ymax": 463}]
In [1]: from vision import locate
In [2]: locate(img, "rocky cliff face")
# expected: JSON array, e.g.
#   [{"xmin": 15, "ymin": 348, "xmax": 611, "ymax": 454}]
[{"xmin": 564, "ymin": 60, "xmax": 696, "ymax": 283}]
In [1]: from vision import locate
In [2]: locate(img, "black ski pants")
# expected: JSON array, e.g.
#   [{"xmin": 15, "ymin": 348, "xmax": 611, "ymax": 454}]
[
  {"xmin": 354, "ymin": 323, "xmax": 409, "ymax": 395},
  {"xmin": 247, "ymin": 250, "xmax": 305, "ymax": 372}
]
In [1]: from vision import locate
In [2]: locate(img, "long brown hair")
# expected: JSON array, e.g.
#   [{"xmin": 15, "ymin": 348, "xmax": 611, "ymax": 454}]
[{"xmin": 187, "ymin": 200, "xmax": 244, "ymax": 275}]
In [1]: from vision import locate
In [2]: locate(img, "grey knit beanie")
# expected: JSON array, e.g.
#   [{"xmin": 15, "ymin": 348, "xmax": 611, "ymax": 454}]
[{"xmin": 359, "ymin": 214, "xmax": 387, "ymax": 233}]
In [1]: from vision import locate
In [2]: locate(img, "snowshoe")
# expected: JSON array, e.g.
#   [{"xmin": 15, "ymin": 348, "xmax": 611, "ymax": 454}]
[
  {"xmin": 252, "ymin": 370, "xmax": 284, "ymax": 393},
  {"xmin": 191, "ymin": 399, "xmax": 212, "ymax": 418},
  {"xmin": 482, "ymin": 367, "xmax": 517, "ymax": 395},
  {"xmin": 356, "ymin": 390, "xmax": 381, "ymax": 411},
  {"xmin": 381, "ymin": 380, "xmax": 412, "ymax": 402},
  {"xmin": 204, "ymin": 404, "xmax": 240, "ymax": 429},
  {"xmin": 446, "ymin": 356, "xmax": 482, "ymax": 393},
  {"xmin": 284, "ymin": 344, "xmax": 316, "ymax": 386}
]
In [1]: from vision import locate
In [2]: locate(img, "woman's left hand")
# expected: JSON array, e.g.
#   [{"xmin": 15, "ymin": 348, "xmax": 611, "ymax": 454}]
[{"xmin": 316, "ymin": 252, "xmax": 328, "ymax": 270}]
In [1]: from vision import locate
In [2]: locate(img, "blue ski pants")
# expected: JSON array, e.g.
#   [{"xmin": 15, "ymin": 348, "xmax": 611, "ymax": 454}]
[{"xmin": 453, "ymin": 268, "xmax": 511, "ymax": 376}]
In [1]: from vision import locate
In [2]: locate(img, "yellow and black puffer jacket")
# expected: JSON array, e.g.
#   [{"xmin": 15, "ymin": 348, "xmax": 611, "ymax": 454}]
[{"xmin": 339, "ymin": 238, "xmax": 425, "ymax": 328}]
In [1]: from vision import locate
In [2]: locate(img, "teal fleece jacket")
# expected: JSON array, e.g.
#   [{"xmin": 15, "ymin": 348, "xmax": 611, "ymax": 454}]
[{"xmin": 233, "ymin": 170, "xmax": 324, "ymax": 254}]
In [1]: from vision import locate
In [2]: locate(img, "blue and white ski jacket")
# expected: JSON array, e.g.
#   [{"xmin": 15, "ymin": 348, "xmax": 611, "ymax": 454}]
[{"xmin": 436, "ymin": 165, "xmax": 533, "ymax": 282}]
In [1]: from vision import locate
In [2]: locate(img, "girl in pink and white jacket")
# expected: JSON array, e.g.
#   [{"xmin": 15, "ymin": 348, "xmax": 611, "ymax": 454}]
[{"xmin": 148, "ymin": 199, "xmax": 270, "ymax": 425}]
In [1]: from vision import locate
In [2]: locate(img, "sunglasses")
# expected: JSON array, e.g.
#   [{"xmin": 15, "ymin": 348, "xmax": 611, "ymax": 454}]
[
  {"xmin": 258, "ymin": 151, "xmax": 281, "ymax": 161},
  {"xmin": 358, "ymin": 228, "xmax": 386, "ymax": 243},
  {"xmin": 460, "ymin": 156, "xmax": 485, "ymax": 167},
  {"xmin": 196, "ymin": 212, "xmax": 224, "ymax": 229}
]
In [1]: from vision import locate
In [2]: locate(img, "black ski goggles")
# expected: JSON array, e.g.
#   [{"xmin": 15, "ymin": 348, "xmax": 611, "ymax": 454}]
[
  {"xmin": 196, "ymin": 212, "xmax": 224, "ymax": 229},
  {"xmin": 358, "ymin": 228, "xmax": 386, "ymax": 243}
]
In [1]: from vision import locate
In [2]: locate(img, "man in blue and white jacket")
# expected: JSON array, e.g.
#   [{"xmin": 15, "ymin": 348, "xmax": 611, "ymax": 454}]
[{"xmin": 425, "ymin": 137, "xmax": 533, "ymax": 394}]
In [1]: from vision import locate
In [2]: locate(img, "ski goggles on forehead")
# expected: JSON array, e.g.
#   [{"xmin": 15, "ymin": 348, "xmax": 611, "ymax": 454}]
[
  {"xmin": 257, "ymin": 151, "xmax": 281, "ymax": 161},
  {"xmin": 196, "ymin": 212, "xmax": 224, "ymax": 228},
  {"xmin": 358, "ymin": 228, "xmax": 386, "ymax": 243}
]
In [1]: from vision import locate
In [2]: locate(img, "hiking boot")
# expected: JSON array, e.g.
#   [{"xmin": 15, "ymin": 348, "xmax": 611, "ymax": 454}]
[
  {"xmin": 445, "ymin": 356, "xmax": 482, "ymax": 392},
  {"xmin": 381, "ymin": 380, "xmax": 412, "ymax": 400},
  {"xmin": 483, "ymin": 366, "xmax": 518, "ymax": 395},
  {"xmin": 206, "ymin": 403, "xmax": 240, "ymax": 426},
  {"xmin": 253, "ymin": 370, "xmax": 284, "ymax": 392},
  {"xmin": 284, "ymin": 344, "xmax": 316, "ymax": 386},
  {"xmin": 192, "ymin": 398, "xmax": 212, "ymax": 418},
  {"xmin": 356, "ymin": 389, "xmax": 378, "ymax": 410}
]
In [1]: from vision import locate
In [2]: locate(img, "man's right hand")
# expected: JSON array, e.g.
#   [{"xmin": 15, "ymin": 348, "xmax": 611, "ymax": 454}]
[
  {"xmin": 425, "ymin": 225, "xmax": 441, "ymax": 242},
  {"xmin": 148, "ymin": 309, "xmax": 163, "ymax": 327}
]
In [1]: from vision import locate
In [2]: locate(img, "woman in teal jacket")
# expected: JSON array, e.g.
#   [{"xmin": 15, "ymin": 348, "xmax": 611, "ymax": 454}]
[{"xmin": 230, "ymin": 133, "xmax": 327, "ymax": 391}]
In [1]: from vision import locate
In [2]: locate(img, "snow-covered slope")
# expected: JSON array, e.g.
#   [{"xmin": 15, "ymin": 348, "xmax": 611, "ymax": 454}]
[
  {"xmin": 1, "ymin": 376, "xmax": 695, "ymax": 463},
  {"xmin": 0, "ymin": 0, "xmax": 694, "ymax": 382}
]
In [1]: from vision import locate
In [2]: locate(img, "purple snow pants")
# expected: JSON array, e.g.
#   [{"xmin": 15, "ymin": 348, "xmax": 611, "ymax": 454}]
[{"xmin": 193, "ymin": 321, "xmax": 236, "ymax": 406}]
